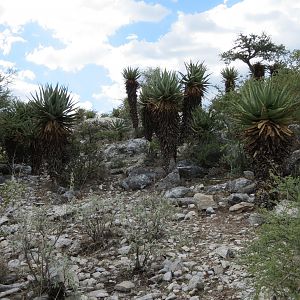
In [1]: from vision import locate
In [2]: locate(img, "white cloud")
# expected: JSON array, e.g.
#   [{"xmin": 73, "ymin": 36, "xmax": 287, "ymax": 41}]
[
  {"xmin": 10, "ymin": 79, "xmax": 38, "ymax": 102},
  {"xmin": 0, "ymin": 59, "xmax": 15, "ymax": 69},
  {"xmin": 0, "ymin": 29, "xmax": 25, "ymax": 55},
  {"xmin": 126, "ymin": 34, "xmax": 138, "ymax": 41},
  {"xmin": 0, "ymin": 0, "xmax": 169, "ymax": 71},
  {"xmin": 92, "ymin": 83, "xmax": 125, "ymax": 109},
  {"xmin": 1, "ymin": 0, "xmax": 300, "ymax": 111},
  {"xmin": 77, "ymin": 101, "xmax": 93, "ymax": 111},
  {"xmin": 17, "ymin": 70, "xmax": 36, "ymax": 81},
  {"xmin": 92, "ymin": 0, "xmax": 300, "ymax": 109}
]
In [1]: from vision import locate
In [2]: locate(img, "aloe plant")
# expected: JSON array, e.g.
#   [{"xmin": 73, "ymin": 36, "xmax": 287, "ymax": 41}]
[
  {"xmin": 232, "ymin": 79, "xmax": 300, "ymax": 179},
  {"xmin": 30, "ymin": 84, "xmax": 77, "ymax": 178}
]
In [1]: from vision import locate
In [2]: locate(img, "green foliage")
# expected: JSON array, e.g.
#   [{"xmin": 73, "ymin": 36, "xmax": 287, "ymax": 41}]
[
  {"xmin": 221, "ymin": 66, "xmax": 239, "ymax": 92},
  {"xmin": 180, "ymin": 61, "xmax": 210, "ymax": 141},
  {"xmin": 221, "ymin": 32, "xmax": 287, "ymax": 74},
  {"xmin": 76, "ymin": 108, "xmax": 97, "ymax": 121},
  {"xmin": 180, "ymin": 61, "xmax": 210, "ymax": 96},
  {"xmin": 144, "ymin": 69, "xmax": 183, "ymax": 170},
  {"xmin": 241, "ymin": 176, "xmax": 300, "ymax": 299},
  {"xmin": 1, "ymin": 100, "xmax": 35, "ymax": 163},
  {"xmin": 191, "ymin": 108, "xmax": 220, "ymax": 141},
  {"xmin": 60, "ymin": 120, "xmax": 106, "ymax": 189},
  {"xmin": 147, "ymin": 69, "xmax": 183, "ymax": 109},
  {"xmin": 273, "ymin": 175, "xmax": 300, "ymax": 203},
  {"xmin": 182, "ymin": 108, "xmax": 223, "ymax": 167},
  {"xmin": 108, "ymin": 118, "xmax": 130, "ymax": 141},
  {"xmin": 30, "ymin": 83, "xmax": 78, "ymax": 177},
  {"xmin": 77, "ymin": 197, "xmax": 118, "ymax": 245},
  {"xmin": 233, "ymin": 79, "xmax": 300, "ymax": 126},
  {"xmin": 123, "ymin": 195, "xmax": 175, "ymax": 272},
  {"xmin": 0, "ymin": 178, "xmax": 25, "ymax": 212},
  {"xmin": 231, "ymin": 78, "xmax": 300, "ymax": 179},
  {"xmin": 122, "ymin": 67, "xmax": 140, "ymax": 135},
  {"xmin": 111, "ymin": 98, "xmax": 131, "ymax": 122},
  {"xmin": 30, "ymin": 84, "xmax": 77, "ymax": 142},
  {"xmin": 221, "ymin": 141, "xmax": 250, "ymax": 175},
  {"xmin": 122, "ymin": 67, "xmax": 141, "ymax": 81}
]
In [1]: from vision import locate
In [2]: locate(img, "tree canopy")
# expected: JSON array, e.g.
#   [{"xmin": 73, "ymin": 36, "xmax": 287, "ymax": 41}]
[{"xmin": 221, "ymin": 32, "xmax": 287, "ymax": 74}]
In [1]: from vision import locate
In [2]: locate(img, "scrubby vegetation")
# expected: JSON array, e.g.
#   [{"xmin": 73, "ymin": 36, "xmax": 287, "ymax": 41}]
[{"xmin": 1, "ymin": 32, "xmax": 300, "ymax": 299}]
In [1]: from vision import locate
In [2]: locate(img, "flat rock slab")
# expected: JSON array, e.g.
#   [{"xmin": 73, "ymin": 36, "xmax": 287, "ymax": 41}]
[
  {"xmin": 229, "ymin": 202, "xmax": 254, "ymax": 213},
  {"xmin": 165, "ymin": 186, "xmax": 193, "ymax": 198},
  {"xmin": 193, "ymin": 193, "xmax": 217, "ymax": 210},
  {"xmin": 115, "ymin": 280, "xmax": 135, "ymax": 292},
  {"xmin": 88, "ymin": 290, "xmax": 109, "ymax": 298}
]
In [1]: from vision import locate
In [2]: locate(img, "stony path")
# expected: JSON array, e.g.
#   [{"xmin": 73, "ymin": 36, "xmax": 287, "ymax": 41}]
[{"xmin": 0, "ymin": 175, "xmax": 257, "ymax": 300}]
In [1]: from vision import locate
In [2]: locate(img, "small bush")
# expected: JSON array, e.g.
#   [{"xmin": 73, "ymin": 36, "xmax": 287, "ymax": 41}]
[
  {"xmin": 122, "ymin": 195, "xmax": 175, "ymax": 272},
  {"xmin": 13, "ymin": 207, "xmax": 75, "ymax": 298},
  {"xmin": 241, "ymin": 176, "xmax": 300, "ymax": 299},
  {"xmin": 60, "ymin": 121, "xmax": 107, "ymax": 189},
  {"xmin": 0, "ymin": 178, "xmax": 25, "ymax": 212},
  {"xmin": 108, "ymin": 119, "xmax": 130, "ymax": 141},
  {"xmin": 221, "ymin": 140, "xmax": 250, "ymax": 175},
  {"xmin": 182, "ymin": 108, "xmax": 224, "ymax": 167},
  {"xmin": 0, "ymin": 257, "xmax": 9, "ymax": 283},
  {"xmin": 77, "ymin": 197, "xmax": 119, "ymax": 245}
]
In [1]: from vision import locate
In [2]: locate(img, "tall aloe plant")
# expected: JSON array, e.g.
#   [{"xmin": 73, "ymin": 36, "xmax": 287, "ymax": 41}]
[
  {"xmin": 221, "ymin": 66, "xmax": 238, "ymax": 93},
  {"xmin": 146, "ymin": 69, "xmax": 183, "ymax": 171},
  {"xmin": 232, "ymin": 79, "xmax": 300, "ymax": 179},
  {"xmin": 180, "ymin": 61, "xmax": 210, "ymax": 142},
  {"xmin": 30, "ymin": 84, "xmax": 77, "ymax": 178},
  {"xmin": 122, "ymin": 67, "xmax": 140, "ymax": 137}
]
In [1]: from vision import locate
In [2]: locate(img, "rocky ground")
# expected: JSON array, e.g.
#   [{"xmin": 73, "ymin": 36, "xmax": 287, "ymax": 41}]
[{"xmin": 0, "ymin": 138, "xmax": 277, "ymax": 300}]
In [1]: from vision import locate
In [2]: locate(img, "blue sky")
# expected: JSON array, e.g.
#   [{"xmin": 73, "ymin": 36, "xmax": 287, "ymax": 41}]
[{"xmin": 0, "ymin": 0, "xmax": 299, "ymax": 113}]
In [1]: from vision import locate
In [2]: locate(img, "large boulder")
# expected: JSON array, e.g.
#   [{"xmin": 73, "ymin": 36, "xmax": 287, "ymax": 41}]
[
  {"xmin": 155, "ymin": 170, "xmax": 181, "ymax": 191},
  {"xmin": 121, "ymin": 174, "xmax": 153, "ymax": 190},
  {"xmin": 226, "ymin": 177, "xmax": 255, "ymax": 193},
  {"xmin": 283, "ymin": 149, "xmax": 300, "ymax": 176},
  {"xmin": 103, "ymin": 138, "xmax": 149, "ymax": 161},
  {"xmin": 177, "ymin": 160, "xmax": 208, "ymax": 179},
  {"xmin": 165, "ymin": 186, "xmax": 194, "ymax": 198},
  {"xmin": 193, "ymin": 193, "xmax": 217, "ymax": 210},
  {"xmin": 226, "ymin": 193, "xmax": 254, "ymax": 206}
]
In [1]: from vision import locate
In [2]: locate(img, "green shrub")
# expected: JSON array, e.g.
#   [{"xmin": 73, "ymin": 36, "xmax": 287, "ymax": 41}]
[
  {"xmin": 0, "ymin": 178, "xmax": 25, "ymax": 212},
  {"xmin": 77, "ymin": 197, "xmax": 119, "ymax": 245},
  {"xmin": 13, "ymin": 207, "xmax": 76, "ymax": 298},
  {"xmin": 122, "ymin": 195, "xmax": 175, "ymax": 272},
  {"xmin": 186, "ymin": 139, "xmax": 223, "ymax": 168},
  {"xmin": 108, "ymin": 118, "xmax": 130, "ymax": 141},
  {"xmin": 182, "ymin": 108, "xmax": 224, "ymax": 167},
  {"xmin": 221, "ymin": 141, "xmax": 250, "ymax": 175},
  {"xmin": 60, "ymin": 121, "xmax": 107, "ymax": 189},
  {"xmin": 241, "ymin": 176, "xmax": 300, "ymax": 299}
]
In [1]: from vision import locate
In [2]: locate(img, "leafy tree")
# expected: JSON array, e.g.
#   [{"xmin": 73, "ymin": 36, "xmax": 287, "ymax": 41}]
[
  {"xmin": 76, "ymin": 108, "xmax": 97, "ymax": 121},
  {"xmin": 1, "ymin": 101, "xmax": 35, "ymax": 164},
  {"xmin": 221, "ymin": 32, "xmax": 287, "ymax": 78}
]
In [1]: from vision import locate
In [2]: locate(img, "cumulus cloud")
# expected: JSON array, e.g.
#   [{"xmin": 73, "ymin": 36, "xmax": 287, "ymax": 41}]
[
  {"xmin": 0, "ymin": 0, "xmax": 169, "ymax": 71},
  {"xmin": 1, "ymin": 0, "xmax": 300, "ymax": 111},
  {"xmin": 0, "ymin": 59, "xmax": 15, "ymax": 69},
  {"xmin": 17, "ymin": 70, "xmax": 36, "ymax": 81},
  {"xmin": 93, "ymin": 0, "xmax": 300, "ymax": 109},
  {"xmin": 0, "ymin": 29, "xmax": 25, "ymax": 55}
]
